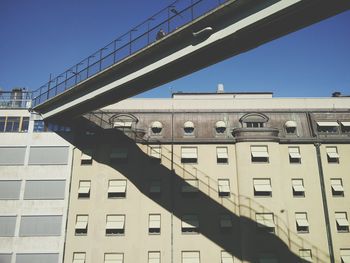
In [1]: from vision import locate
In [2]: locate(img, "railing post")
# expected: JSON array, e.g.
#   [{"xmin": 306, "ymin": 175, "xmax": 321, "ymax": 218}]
[
  {"xmin": 129, "ymin": 31, "xmax": 132, "ymax": 55},
  {"xmin": 191, "ymin": 0, "xmax": 194, "ymax": 20},
  {"xmin": 99, "ymin": 49, "xmax": 102, "ymax": 71}
]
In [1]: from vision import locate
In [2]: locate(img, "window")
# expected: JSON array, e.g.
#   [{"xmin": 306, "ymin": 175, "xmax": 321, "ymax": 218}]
[
  {"xmin": 341, "ymin": 121, "xmax": 350, "ymax": 133},
  {"xmin": 219, "ymin": 215, "xmax": 232, "ymax": 229},
  {"xmin": 80, "ymin": 150, "xmax": 93, "ymax": 165},
  {"xmin": 299, "ymin": 249, "xmax": 312, "ymax": 262},
  {"xmin": 149, "ymin": 214, "xmax": 161, "ymax": 234},
  {"xmin": 292, "ymin": 179, "xmax": 305, "ymax": 197},
  {"xmin": 24, "ymin": 180, "xmax": 66, "ymax": 200},
  {"xmin": 78, "ymin": 181, "xmax": 91, "ymax": 198},
  {"xmin": 0, "ymin": 117, "xmax": 5, "ymax": 132},
  {"xmin": 149, "ymin": 180, "xmax": 161, "ymax": 195},
  {"xmin": 20, "ymin": 117, "xmax": 29, "ymax": 132},
  {"xmin": 215, "ymin": 121, "xmax": 226, "ymax": 134},
  {"xmin": 184, "ymin": 121, "xmax": 194, "ymax": 135},
  {"xmin": 33, "ymin": 120, "xmax": 47, "ymax": 132},
  {"xmin": 182, "ymin": 215, "xmax": 199, "ymax": 233},
  {"xmin": 251, "ymin": 146, "xmax": 269, "ymax": 163},
  {"xmin": 104, "ymin": 253, "xmax": 124, "ymax": 263},
  {"xmin": 246, "ymin": 122, "xmax": 264, "ymax": 128},
  {"xmin": 150, "ymin": 146, "xmax": 161, "ymax": 159},
  {"xmin": 0, "ymin": 254, "xmax": 11, "ymax": 263},
  {"xmin": 331, "ymin": 179, "xmax": 344, "ymax": 197},
  {"xmin": 326, "ymin": 146, "xmax": 339, "ymax": 163},
  {"xmin": 75, "ymin": 215, "xmax": 88, "ymax": 235},
  {"xmin": 288, "ymin": 147, "xmax": 301, "ymax": 163},
  {"xmin": 182, "ymin": 179, "xmax": 199, "ymax": 193},
  {"xmin": 218, "ymin": 179, "xmax": 230, "ymax": 197},
  {"xmin": 253, "ymin": 179, "xmax": 272, "ymax": 197},
  {"xmin": 340, "ymin": 249, "xmax": 350, "ymax": 263},
  {"xmin": 182, "ymin": 251, "xmax": 200, "ymax": 263},
  {"xmin": 16, "ymin": 253, "xmax": 59, "ymax": 263},
  {"xmin": 217, "ymin": 147, "xmax": 228, "ymax": 164},
  {"xmin": 240, "ymin": 113, "xmax": 268, "ymax": 128},
  {"xmin": 335, "ymin": 212, "xmax": 349, "ymax": 232},
  {"xmin": 148, "ymin": 251, "xmax": 160, "ymax": 263},
  {"xmin": 5, "ymin": 117, "xmax": 20, "ymax": 132},
  {"xmin": 256, "ymin": 213, "xmax": 275, "ymax": 233},
  {"xmin": 19, "ymin": 215, "xmax": 62, "ymax": 236},
  {"xmin": 0, "ymin": 146, "xmax": 26, "ymax": 165},
  {"xmin": 151, "ymin": 121, "xmax": 163, "ymax": 135},
  {"xmin": 108, "ymin": 180, "xmax": 127, "ymax": 198},
  {"xmin": 181, "ymin": 147, "xmax": 198, "ymax": 163},
  {"xmin": 106, "ymin": 215, "xmax": 125, "ymax": 235},
  {"xmin": 110, "ymin": 148, "xmax": 128, "ymax": 163},
  {"xmin": 221, "ymin": 251, "xmax": 234, "ymax": 263},
  {"xmin": 317, "ymin": 121, "xmax": 339, "ymax": 133},
  {"xmin": 0, "ymin": 216, "xmax": 16, "ymax": 236},
  {"xmin": 28, "ymin": 146, "xmax": 69, "ymax": 165},
  {"xmin": 73, "ymin": 252, "xmax": 86, "ymax": 263},
  {"xmin": 295, "ymin": 212, "xmax": 309, "ymax": 233},
  {"xmin": 285, "ymin": 120, "xmax": 297, "ymax": 134},
  {"xmin": 0, "ymin": 180, "xmax": 21, "ymax": 200}
]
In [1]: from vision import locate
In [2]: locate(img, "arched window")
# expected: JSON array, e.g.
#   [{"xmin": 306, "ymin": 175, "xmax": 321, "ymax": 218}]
[
  {"xmin": 184, "ymin": 121, "xmax": 194, "ymax": 134},
  {"xmin": 109, "ymin": 114, "xmax": 138, "ymax": 129},
  {"xmin": 151, "ymin": 121, "xmax": 163, "ymax": 135},
  {"xmin": 240, "ymin": 113, "xmax": 268, "ymax": 128},
  {"xmin": 215, "ymin": 121, "xmax": 226, "ymax": 134}
]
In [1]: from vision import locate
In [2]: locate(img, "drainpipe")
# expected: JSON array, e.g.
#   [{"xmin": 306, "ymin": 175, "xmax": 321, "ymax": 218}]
[{"xmin": 314, "ymin": 142, "xmax": 335, "ymax": 263}]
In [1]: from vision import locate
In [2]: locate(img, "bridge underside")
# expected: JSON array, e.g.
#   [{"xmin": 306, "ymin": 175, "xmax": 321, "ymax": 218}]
[{"xmin": 33, "ymin": 0, "xmax": 350, "ymax": 121}]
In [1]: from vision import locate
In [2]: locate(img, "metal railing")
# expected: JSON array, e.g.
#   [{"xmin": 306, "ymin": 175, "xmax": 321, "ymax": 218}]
[
  {"xmin": 32, "ymin": 0, "xmax": 229, "ymax": 107},
  {"xmin": 0, "ymin": 91, "xmax": 32, "ymax": 109}
]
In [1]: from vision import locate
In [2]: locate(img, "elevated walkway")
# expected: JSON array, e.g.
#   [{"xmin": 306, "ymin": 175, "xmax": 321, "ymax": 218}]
[{"xmin": 32, "ymin": 0, "xmax": 350, "ymax": 120}]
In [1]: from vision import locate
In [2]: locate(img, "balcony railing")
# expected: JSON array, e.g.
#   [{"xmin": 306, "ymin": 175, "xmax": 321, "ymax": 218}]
[
  {"xmin": 32, "ymin": 0, "xmax": 229, "ymax": 107},
  {"xmin": 0, "ymin": 91, "xmax": 32, "ymax": 109}
]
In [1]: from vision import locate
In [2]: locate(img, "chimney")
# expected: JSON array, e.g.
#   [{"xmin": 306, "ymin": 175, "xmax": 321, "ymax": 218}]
[
  {"xmin": 217, "ymin": 83, "xmax": 224, "ymax": 93},
  {"xmin": 332, "ymin": 92, "xmax": 341, "ymax": 97}
]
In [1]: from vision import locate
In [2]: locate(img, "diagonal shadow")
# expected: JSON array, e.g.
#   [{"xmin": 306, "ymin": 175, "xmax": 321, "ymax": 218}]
[{"xmin": 58, "ymin": 116, "xmax": 331, "ymax": 263}]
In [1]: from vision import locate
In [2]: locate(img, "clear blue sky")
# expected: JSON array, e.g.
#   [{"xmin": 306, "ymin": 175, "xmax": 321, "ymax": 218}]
[{"xmin": 0, "ymin": 0, "xmax": 349, "ymax": 98}]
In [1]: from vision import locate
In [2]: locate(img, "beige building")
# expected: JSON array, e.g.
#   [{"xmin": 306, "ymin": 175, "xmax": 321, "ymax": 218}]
[{"xmin": 62, "ymin": 91, "xmax": 350, "ymax": 263}]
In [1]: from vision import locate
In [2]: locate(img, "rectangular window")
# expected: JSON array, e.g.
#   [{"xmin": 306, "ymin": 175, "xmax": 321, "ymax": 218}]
[
  {"xmin": 20, "ymin": 117, "xmax": 29, "ymax": 132},
  {"xmin": 299, "ymin": 249, "xmax": 312, "ymax": 262},
  {"xmin": 258, "ymin": 254, "xmax": 278, "ymax": 263},
  {"xmin": 182, "ymin": 179, "xmax": 199, "ymax": 193},
  {"xmin": 219, "ymin": 215, "xmax": 232, "ymax": 229},
  {"xmin": 24, "ymin": 180, "xmax": 66, "ymax": 200},
  {"xmin": 0, "ymin": 254, "xmax": 11, "ymax": 263},
  {"xmin": 221, "ymin": 251, "xmax": 234, "ymax": 263},
  {"xmin": 288, "ymin": 147, "xmax": 301, "ymax": 163},
  {"xmin": 296, "ymin": 212, "xmax": 309, "ymax": 233},
  {"xmin": 251, "ymin": 146, "xmax": 269, "ymax": 163},
  {"xmin": 256, "ymin": 213, "xmax": 275, "ymax": 233},
  {"xmin": 75, "ymin": 215, "xmax": 88, "ymax": 235},
  {"xmin": 335, "ymin": 212, "xmax": 349, "ymax": 232},
  {"xmin": 182, "ymin": 215, "xmax": 199, "ymax": 233},
  {"xmin": 0, "ymin": 216, "xmax": 16, "ymax": 236},
  {"xmin": 217, "ymin": 147, "xmax": 228, "ymax": 164},
  {"xmin": 80, "ymin": 150, "xmax": 93, "ymax": 165},
  {"xmin": 0, "ymin": 117, "xmax": 6, "ymax": 132},
  {"xmin": 181, "ymin": 147, "xmax": 198, "ymax": 163},
  {"xmin": 0, "ymin": 180, "xmax": 21, "ymax": 200},
  {"xmin": 110, "ymin": 148, "xmax": 128, "ymax": 163},
  {"xmin": 331, "ymin": 179, "xmax": 344, "ymax": 197},
  {"xmin": 148, "ymin": 251, "xmax": 160, "ymax": 263},
  {"xmin": 19, "ymin": 215, "xmax": 62, "ymax": 236},
  {"xmin": 78, "ymin": 181, "xmax": 91, "ymax": 199},
  {"xmin": 317, "ymin": 121, "xmax": 339, "ymax": 133},
  {"xmin": 326, "ymin": 146, "xmax": 339, "ymax": 163},
  {"xmin": 218, "ymin": 179, "xmax": 230, "ymax": 197},
  {"xmin": 5, "ymin": 117, "xmax": 20, "ymax": 132},
  {"xmin": 33, "ymin": 120, "xmax": 47, "ymax": 132},
  {"xmin": 246, "ymin": 122, "xmax": 264, "ymax": 128},
  {"xmin": 340, "ymin": 249, "xmax": 350, "ymax": 263},
  {"xmin": 104, "ymin": 253, "xmax": 123, "ymax": 263},
  {"xmin": 149, "ymin": 214, "xmax": 161, "ymax": 234},
  {"xmin": 149, "ymin": 180, "xmax": 161, "ymax": 195},
  {"xmin": 106, "ymin": 215, "xmax": 125, "ymax": 235},
  {"xmin": 253, "ymin": 179, "xmax": 272, "ymax": 197},
  {"xmin": 150, "ymin": 146, "xmax": 161, "ymax": 159},
  {"xmin": 292, "ymin": 179, "xmax": 305, "ymax": 197},
  {"xmin": 182, "ymin": 251, "xmax": 200, "ymax": 263},
  {"xmin": 0, "ymin": 146, "xmax": 26, "ymax": 165},
  {"xmin": 341, "ymin": 121, "xmax": 350, "ymax": 133},
  {"xmin": 28, "ymin": 146, "xmax": 69, "ymax": 165},
  {"xmin": 73, "ymin": 252, "xmax": 86, "ymax": 263},
  {"xmin": 108, "ymin": 180, "xmax": 127, "ymax": 198},
  {"xmin": 16, "ymin": 253, "xmax": 59, "ymax": 263}
]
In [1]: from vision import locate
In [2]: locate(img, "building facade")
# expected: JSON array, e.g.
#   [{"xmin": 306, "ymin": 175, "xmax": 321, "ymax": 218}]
[{"xmin": 1, "ymin": 91, "xmax": 350, "ymax": 263}]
